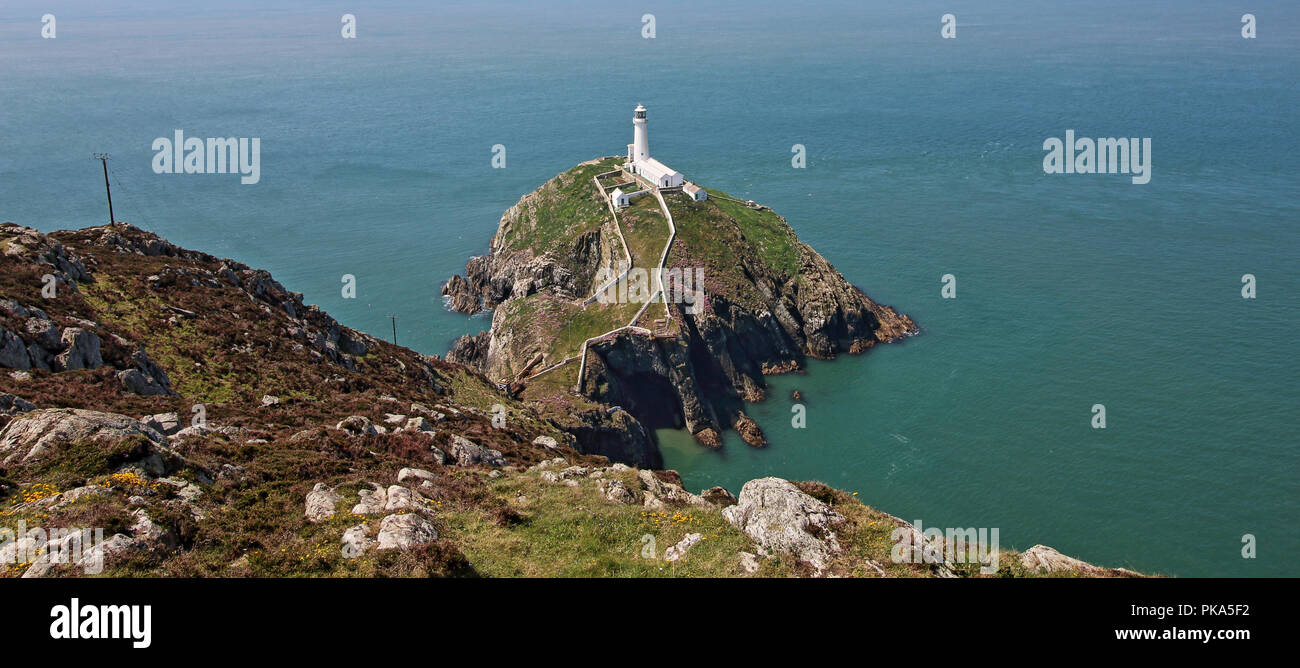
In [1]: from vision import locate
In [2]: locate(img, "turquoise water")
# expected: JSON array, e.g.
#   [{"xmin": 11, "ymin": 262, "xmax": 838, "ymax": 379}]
[{"xmin": 1, "ymin": 0, "xmax": 1295, "ymax": 576}]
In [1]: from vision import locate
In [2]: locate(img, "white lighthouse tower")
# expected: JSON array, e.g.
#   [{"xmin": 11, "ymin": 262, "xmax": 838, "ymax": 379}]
[
  {"xmin": 631, "ymin": 104, "xmax": 649, "ymax": 162},
  {"xmin": 623, "ymin": 104, "xmax": 683, "ymax": 188}
]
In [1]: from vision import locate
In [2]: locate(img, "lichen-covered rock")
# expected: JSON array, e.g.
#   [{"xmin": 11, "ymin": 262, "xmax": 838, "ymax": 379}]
[
  {"xmin": 305, "ymin": 483, "xmax": 342, "ymax": 522},
  {"xmin": 376, "ymin": 513, "xmax": 439, "ymax": 550},
  {"xmin": 0, "ymin": 408, "xmax": 164, "ymax": 467},
  {"xmin": 449, "ymin": 435, "xmax": 506, "ymax": 467},
  {"xmin": 341, "ymin": 524, "xmax": 374, "ymax": 557},
  {"xmin": 383, "ymin": 485, "xmax": 428, "ymax": 514},
  {"xmin": 351, "ymin": 483, "xmax": 387, "ymax": 515},
  {"xmin": 722, "ymin": 477, "xmax": 846, "ymax": 573},
  {"xmin": 664, "ymin": 532, "xmax": 703, "ymax": 562},
  {"xmin": 637, "ymin": 469, "xmax": 706, "ymax": 508},
  {"xmin": 397, "ymin": 467, "xmax": 436, "ymax": 485},
  {"xmin": 403, "ymin": 416, "xmax": 435, "ymax": 432},
  {"xmin": 1019, "ymin": 545, "xmax": 1106, "ymax": 576},
  {"xmin": 336, "ymin": 415, "xmax": 377, "ymax": 437},
  {"xmin": 599, "ymin": 478, "xmax": 639, "ymax": 505},
  {"xmin": 141, "ymin": 412, "xmax": 181, "ymax": 435}
]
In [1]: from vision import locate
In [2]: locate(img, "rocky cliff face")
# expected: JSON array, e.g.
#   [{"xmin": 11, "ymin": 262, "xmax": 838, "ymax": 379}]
[{"xmin": 443, "ymin": 159, "xmax": 917, "ymax": 451}]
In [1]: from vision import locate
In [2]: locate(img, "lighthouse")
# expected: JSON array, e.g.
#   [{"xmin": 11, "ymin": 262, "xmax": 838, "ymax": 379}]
[
  {"xmin": 632, "ymin": 104, "xmax": 649, "ymax": 162},
  {"xmin": 623, "ymin": 104, "xmax": 684, "ymax": 189}
]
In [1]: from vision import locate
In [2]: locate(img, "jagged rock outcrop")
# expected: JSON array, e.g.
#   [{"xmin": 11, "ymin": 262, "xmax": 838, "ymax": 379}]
[
  {"xmin": 445, "ymin": 331, "xmax": 491, "ymax": 371},
  {"xmin": 733, "ymin": 412, "xmax": 765, "ymax": 447},
  {"xmin": 0, "ymin": 223, "xmax": 90, "ymax": 289}
]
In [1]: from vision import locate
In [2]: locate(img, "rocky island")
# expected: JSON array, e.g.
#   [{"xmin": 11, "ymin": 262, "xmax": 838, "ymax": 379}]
[{"xmin": 443, "ymin": 157, "xmax": 917, "ymax": 463}]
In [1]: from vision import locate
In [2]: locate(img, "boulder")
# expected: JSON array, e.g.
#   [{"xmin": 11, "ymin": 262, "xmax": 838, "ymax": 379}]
[
  {"xmin": 305, "ymin": 483, "xmax": 342, "ymax": 522},
  {"xmin": 46, "ymin": 485, "xmax": 111, "ymax": 510},
  {"xmin": 383, "ymin": 485, "xmax": 428, "ymax": 514},
  {"xmin": 129, "ymin": 509, "xmax": 178, "ymax": 550},
  {"xmin": 0, "ymin": 408, "xmax": 164, "ymax": 467},
  {"xmin": 55, "ymin": 328, "xmax": 102, "ymax": 370},
  {"xmin": 376, "ymin": 513, "xmax": 439, "ymax": 550},
  {"xmin": 637, "ymin": 469, "xmax": 706, "ymax": 507},
  {"xmin": 22, "ymin": 532, "xmax": 139, "ymax": 578},
  {"xmin": 664, "ymin": 532, "xmax": 703, "ymax": 562},
  {"xmin": 351, "ymin": 483, "xmax": 387, "ymax": 515},
  {"xmin": 26, "ymin": 317, "xmax": 61, "ymax": 351},
  {"xmin": 336, "ymin": 415, "xmax": 377, "ymax": 437},
  {"xmin": 701, "ymin": 486, "xmax": 738, "ymax": 508},
  {"xmin": 341, "ymin": 524, "xmax": 373, "ymax": 557},
  {"xmin": 449, "ymin": 435, "xmax": 506, "ymax": 467},
  {"xmin": 126, "ymin": 348, "xmax": 174, "ymax": 394},
  {"xmin": 1019, "ymin": 545, "xmax": 1105, "ymax": 576},
  {"xmin": 397, "ymin": 467, "xmax": 436, "ymax": 485},
  {"xmin": 528, "ymin": 457, "xmax": 567, "ymax": 471},
  {"xmin": 0, "ymin": 330, "xmax": 31, "ymax": 369},
  {"xmin": 0, "ymin": 392, "xmax": 36, "ymax": 416},
  {"xmin": 722, "ymin": 477, "xmax": 846, "ymax": 573},
  {"xmin": 141, "ymin": 412, "xmax": 181, "ymax": 435},
  {"xmin": 403, "ymin": 416, "xmax": 435, "ymax": 433},
  {"xmin": 118, "ymin": 369, "xmax": 169, "ymax": 396},
  {"xmin": 600, "ymin": 479, "xmax": 639, "ymax": 504}
]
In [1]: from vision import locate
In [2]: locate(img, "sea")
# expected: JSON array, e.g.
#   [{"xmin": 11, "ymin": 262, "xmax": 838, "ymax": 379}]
[{"xmin": 1, "ymin": 0, "xmax": 1295, "ymax": 576}]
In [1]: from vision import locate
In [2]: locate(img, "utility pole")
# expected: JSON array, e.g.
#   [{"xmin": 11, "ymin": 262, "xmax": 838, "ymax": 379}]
[
  {"xmin": 386, "ymin": 315, "xmax": 397, "ymax": 344},
  {"xmin": 93, "ymin": 153, "xmax": 114, "ymax": 224}
]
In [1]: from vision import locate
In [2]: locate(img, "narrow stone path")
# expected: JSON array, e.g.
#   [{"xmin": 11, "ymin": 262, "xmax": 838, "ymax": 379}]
[{"xmin": 522, "ymin": 170, "xmax": 678, "ymax": 392}]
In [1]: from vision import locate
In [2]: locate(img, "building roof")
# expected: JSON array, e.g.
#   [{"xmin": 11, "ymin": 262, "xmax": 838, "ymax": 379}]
[
  {"xmin": 636, "ymin": 157, "xmax": 681, "ymax": 181},
  {"xmin": 682, "ymin": 182, "xmax": 701, "ymax": 194}
]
